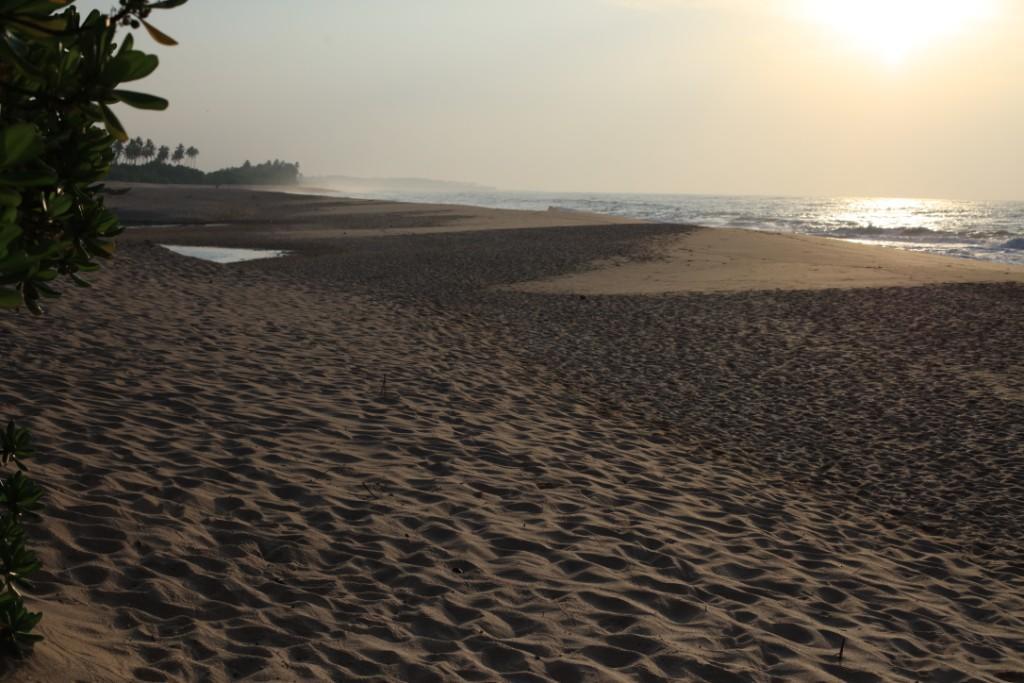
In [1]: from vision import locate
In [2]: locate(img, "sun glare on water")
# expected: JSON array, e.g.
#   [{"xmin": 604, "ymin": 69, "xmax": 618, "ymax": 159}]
[{"xmin": 801, "ymin": 0, "xmax": 997, "ymax": 65}]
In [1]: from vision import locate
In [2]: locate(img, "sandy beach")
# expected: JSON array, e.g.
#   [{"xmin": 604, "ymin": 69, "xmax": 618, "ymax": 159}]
[{"xmin": 2, "ymin": 185, "xmax": 1022, "ymax": 682}]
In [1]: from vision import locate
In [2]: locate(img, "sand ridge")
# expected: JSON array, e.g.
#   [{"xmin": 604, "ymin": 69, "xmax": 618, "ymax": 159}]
[{"xmin": 1, "ymin": 187, "xmax": 1022, "ymax": 681}]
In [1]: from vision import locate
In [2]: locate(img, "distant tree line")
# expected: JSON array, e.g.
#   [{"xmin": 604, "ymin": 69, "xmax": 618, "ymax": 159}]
[
  {"xmin": 206, "ymin": 159, "xmax": 302, "ymax": 186},
  {"xmin": 113, "ymin": 137, "xmax": 198, "ymax": 167},
  {"xmin": 108, "ymin": 138, "xmax": 300, "ymax": 186}
]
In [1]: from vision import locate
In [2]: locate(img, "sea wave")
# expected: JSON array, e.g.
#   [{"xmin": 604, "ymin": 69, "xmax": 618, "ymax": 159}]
[{"xmin": 812, "ymin": 226, "xmax": 1017, "ymax": 243}]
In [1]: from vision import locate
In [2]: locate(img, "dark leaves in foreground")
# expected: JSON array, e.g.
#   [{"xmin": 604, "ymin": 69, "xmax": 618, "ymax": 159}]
[
  {"xmin": 0, "ymin": 594, "xmax": 41, "ymax": 658},
  {"xmin": 0, "ymin": 0, "xmax": 183, "ymax": 314}
]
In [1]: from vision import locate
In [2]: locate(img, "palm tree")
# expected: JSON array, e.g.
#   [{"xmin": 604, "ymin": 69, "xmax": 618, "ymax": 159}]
[
  {"xmin": 142, "ymin": 138, "xmax": 156, "ymax": 164},
  {"xmin": 125, "ymin": 137, "xmax": 143, "ymax": 165},
  {"xmin": 156, "ymin": 145, "xmax": 170, "ymax": 165},
  {"xmin": 111, "ymin": 140, "xmax": 124, "ymax": 165},
  {"xmin": 172, "ymin": 143, "xmax": 185, "ymax": 165},
  {"xmin": 185, "ymin": 145, "xmax": 198, "ymax": 168}
]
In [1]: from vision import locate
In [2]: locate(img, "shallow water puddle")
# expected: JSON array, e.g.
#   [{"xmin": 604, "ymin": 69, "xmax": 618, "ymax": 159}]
[{"xmin": 160, "ymin": 245, "xmax": 288, "ymax": 264}]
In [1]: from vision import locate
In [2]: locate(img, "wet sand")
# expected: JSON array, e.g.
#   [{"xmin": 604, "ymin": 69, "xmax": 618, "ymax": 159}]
[{"xmin": 2, "ymin": 185, "xmax": 1022, "ymax": 682}]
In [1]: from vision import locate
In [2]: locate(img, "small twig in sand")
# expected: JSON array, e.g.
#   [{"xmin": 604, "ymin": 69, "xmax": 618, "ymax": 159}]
[
  {"xmin": 378, "ymin": 374, "xmax": 388, "ymax": 397},
  {"xmin": 362, "ymin": 482, "xmax": 379, "ymax": 500},
  {"xmin": 838, "ymin": 636, "xmax": 846, "ymax": 663}
]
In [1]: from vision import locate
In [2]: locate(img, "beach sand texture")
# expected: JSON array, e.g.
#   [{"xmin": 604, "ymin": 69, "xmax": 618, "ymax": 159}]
[
  {"xmin": 1, "ymin": 186, "xmax": 1022, "ymax": 682},
  {"xmin": 513, "ymin": 227, "xmax": 1024, "ymax": 294}
]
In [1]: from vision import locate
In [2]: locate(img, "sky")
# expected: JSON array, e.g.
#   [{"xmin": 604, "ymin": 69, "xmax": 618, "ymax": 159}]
[{"xmin": 81, "ymin": 0, "xmax": 1024, "ymax": 200}]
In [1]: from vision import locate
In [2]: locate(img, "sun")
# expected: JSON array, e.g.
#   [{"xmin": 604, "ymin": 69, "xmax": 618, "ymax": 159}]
[{"xmin": 800, "ymin": 0, "xmax": 997, "ymax": 65}]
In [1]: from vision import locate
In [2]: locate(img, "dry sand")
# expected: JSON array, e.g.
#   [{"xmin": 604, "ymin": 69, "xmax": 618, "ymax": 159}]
[
  {"xmin": 1, "ymin": 185, "xmax": 1022, "ymax": 682},
  {"xmin": 513, "ymin": 227, "xmax": 1024, "ymax": 294}
]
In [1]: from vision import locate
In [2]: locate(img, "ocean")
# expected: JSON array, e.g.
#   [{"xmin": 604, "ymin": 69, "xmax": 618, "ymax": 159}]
[{"xmin": 329, "ymin": 189, "xmax": 1024, "ymax": 266}]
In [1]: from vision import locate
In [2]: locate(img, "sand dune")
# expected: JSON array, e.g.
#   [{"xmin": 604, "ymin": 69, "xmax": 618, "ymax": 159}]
[{"xmin": 1, "ymin": 187, "xmax": 1022, "ymax": 681}]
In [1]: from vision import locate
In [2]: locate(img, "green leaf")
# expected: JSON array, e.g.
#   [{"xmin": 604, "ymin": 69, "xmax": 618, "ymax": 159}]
[
  {"xmin": 0, "ymin": 288, "xmax": 21, "ymax": 309},
  {"xmin": 32, "ymin": 269, "xmax": 57, "ymax": 282},
  {"xmin": 0, "ymin": 188, "xmax": 22, "ymax": 207},
  {"xmin": 0, "ymin": 251, "xmax": 39, "ymax": 279},
  {"xmin": 0, "ymin": 161, "xmax": 58, "ymax": 187},
  {"xmin": 0, "ymin": 124, "xmax": 42, "ymax": 169},
  {"xmin": 94, "ymin": 213, "xmax": 119, "ymax": 236},
  {"xmin": 8, "ymin": 14, "xmax": 68, "ymax": 39},
  {"xmin": 0, "ymin": 35, "xmax": 43, "ymax": 79},
  {"xmin": 0, "ymin": 224, "xmax": 22, "ymax": 253},
  {"xmin": 45, "ymin": 193, "xmax": 72, "ymax": 218},
  {"xmin": 112, "ymin": 90, "xmax": 169, "ymax": 111},
  {"xmin": 105, "ymin": 50, "xmax": 159, "ymax": 83},
  {"xmin": 100, "ymin": 104, "xmax": 128, "ymax": 142},
  {"xmin": 3, "ymin": 0, "xmax": 71, "ymax": 15},
  {"xmin": 85, "ymin": 238, "xmax": 114, "ymax": 259}
]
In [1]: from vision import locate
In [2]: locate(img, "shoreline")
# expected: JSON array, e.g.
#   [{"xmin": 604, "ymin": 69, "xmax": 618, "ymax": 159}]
[
  {"xmin": 276, "ymin": 183, "xmax": 1024, "ymax": 268},
  {"xmin": 114, "ymin": 180, "xmax": 1024, "ymax": 262},
  {"xmin": 109, "ymin": 183, "xmax": 1024, "ymax": 294}
]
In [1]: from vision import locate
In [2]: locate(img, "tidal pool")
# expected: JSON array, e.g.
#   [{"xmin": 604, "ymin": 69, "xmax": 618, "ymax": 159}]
[{"xmin": 161, "ymin": 245, "xmax": 288, "ymax": 264}]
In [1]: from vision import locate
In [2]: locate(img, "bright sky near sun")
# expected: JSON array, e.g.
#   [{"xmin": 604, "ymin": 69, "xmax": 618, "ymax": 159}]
[
  {"xmin": 78, "ymin": 0, "xmax": 1024, "ymax": 200},
  {"xmin": 800, "ymin": 0, "xmax": 997, "ymax": 66}
]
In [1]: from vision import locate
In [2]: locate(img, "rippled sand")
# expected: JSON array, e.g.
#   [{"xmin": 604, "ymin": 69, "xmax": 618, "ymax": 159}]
[{"xmin": 2, "ymin": 186, "xmax": 1021, "ymax": 682}]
